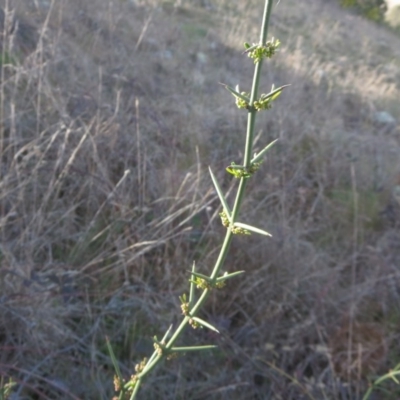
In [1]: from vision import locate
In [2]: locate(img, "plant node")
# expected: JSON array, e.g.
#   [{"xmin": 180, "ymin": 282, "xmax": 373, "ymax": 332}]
[
  {"xmin": 219, "ymin": 210, "xmax": 230, "ymax": 227},
  {"xmin": 153, "ymin": 341, "xmax": 166, "ymax": 356},
  {"xmin": 113, "ymin": 375, "xmax": 124, "ymax": 392},
  {"xmin": 192, "ymin": 276, "xmax": 212, "ymax": 290},
  {"xmin": 215, "ymin": 280, "xmax": 226, "ymax": 289},
  {"xmin": 181, "ymin": 301, "xmax": 190, "ymax": 316},
  {"xmin": 189, "ymin": 318, "xmax": 201, "ymax": 329},
  {"xmin": 226, "ymin": 161, "xmax": 262, "ymax": 178},
  {"xmin": 219, "ymin": 210, "xmax": 251, "ymax": 235},
  {"xmin": 235, "ymin": 91, "xmax": 251, "ymax": 109},
  {"xmin": 231, "ymin": 225, "xmax": 251, "ymax": 235},
  {"xmin": 245, "ymin": 38, "xmax": 280, "ymax": 63},
  {"xmin": 134, "ymin": 357, "xmax": 148, "ymax": 374}
]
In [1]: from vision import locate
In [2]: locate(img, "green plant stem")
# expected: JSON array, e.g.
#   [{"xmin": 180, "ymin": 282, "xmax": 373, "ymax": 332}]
[
  {"xmin": 244, "ymin": 0, "xmax": 273, "ymax": 167},
  {"xmin": 129, "ymin": 378, "xmax": 142, "ymax": 400},
  {"xmin": 209, "ymin": 227, "xmax": 233, "ymax": 281},
  {"xmin": 123, "ymin": 1, "xmax": 275, "ymax": 397}
]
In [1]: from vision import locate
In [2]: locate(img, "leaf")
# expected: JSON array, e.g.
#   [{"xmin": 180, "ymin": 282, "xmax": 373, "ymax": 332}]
[
  {"xmin": 106, "ymin": 336, "xmax": 124, "ymax": 384},
  {"xmin": 216, "ymin": 270, "xmax": 245, "ymax": 282},
  {"xmin": 189, "ymin": 261, "xmax": 196, "ymax": 305},
  {"xmin": 191, "ymin": 317, "xmax": 220, "ymax": 333},
  {"xmin": 161, "ymin": 325, "xmax": 173, "ymax": 342},
  {"xmin": 209, "ymin": 167, "xmax": 232, "ymax": 220},
  {"xmin": 187, "ymin": 270, "xmax": 212, "ymax": 282},
  {"xmin": 233, "ymin": 222, "xmax": 272, "ymax": 237},
  {"xmin": 220, "ymin": 83, "xmax": 250, "ymax": 102},
  {"xmin": 171, "ymin": 345, "xmax": 217, "ymax": 352},
  {"xmin": 261, "ymin": 84, "xmax": 290, "ymax": 102},
  {"xmin": 251, "ymin": 139, "xmax": 278, "ymax": 164}
]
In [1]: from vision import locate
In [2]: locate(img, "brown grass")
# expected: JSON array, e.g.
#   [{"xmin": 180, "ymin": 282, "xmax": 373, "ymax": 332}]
[{"xmin": 0, "ymin": 0, "xmax": 400, "ymax": 399}]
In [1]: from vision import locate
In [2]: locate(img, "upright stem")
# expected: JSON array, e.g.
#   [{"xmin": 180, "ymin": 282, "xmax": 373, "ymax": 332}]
[
  {"xmin": 123, "ymin": 1, "xmax": 275, "ymax": 397},
  {"xmin": 244, "ymin": 0, "xmax": 273, "ymax": 167}
]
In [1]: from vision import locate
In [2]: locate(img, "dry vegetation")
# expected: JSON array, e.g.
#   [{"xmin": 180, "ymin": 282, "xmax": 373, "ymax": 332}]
[{"xmin": 0, "ymin": 0, "xmax": 400, "ymax": 399}]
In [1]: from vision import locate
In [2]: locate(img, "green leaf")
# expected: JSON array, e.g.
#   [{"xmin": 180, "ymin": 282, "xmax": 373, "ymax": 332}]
[
  {"xmin": 233, "ymin": 222, "xmax": 272, "ymax": 236},
  {"xmin": 251, "ymin": 139, "xmax": 278, "ymax": 164},
  {"xmin": 161, "ymin": 325, "xmax": 173, "ymax": 342},
  {"xmin": 106, "ymin": 336, "xmax": 124, "ymax": 385},
  {"xmin": 216, "ymin": 270, "xmax": 245, "ymax": 282},
  {"xmin": 209, "ymin": 167, "xmax": 232, "ymax": 220},
  {"xmin": 191, "ymin": 317, "xmax": 220, "ymax": 333},
  {"xmin": 189, "ymin": 261, "xmax": 196, "ymax": 305},
  {"xmin": 188, "ymin": 270, "xmax": 212, "ymax": 282},
  {"xmin": 220, "ymin": 83, "xmax": 250, "ymax": 102},
  {"xmin": 171, "ymin": 345, "xmax": 217, "ymax": 352},
  {"xmin": 261, "ymin": 84, "xmax": 290, "ymax": 102}
]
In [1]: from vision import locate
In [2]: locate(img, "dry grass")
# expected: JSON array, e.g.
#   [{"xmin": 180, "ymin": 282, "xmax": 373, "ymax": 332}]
[{"xmin": 0, "ymin": 0, "xmax": 400, "ymax": 399}]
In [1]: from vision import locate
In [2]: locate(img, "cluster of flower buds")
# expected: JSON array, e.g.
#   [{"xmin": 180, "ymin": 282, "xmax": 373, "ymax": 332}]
[
  {"xmin": 231, "ymin": 225, "xmax": 251, "ymax": 235},
  {"xmin": 219, "ymin": 210, "xmax": 230, "ymax": 228},
  {"xmin": 153, "ymin": 341, "xmax": 166, "ymax": 356},
  {"xmin": 235, "ymin": 91, "xmax": 250, "ymax": 109},
  {"xmin": 189, "ymin": 318, "xmax": 201, "ymax": 329},
  {"xmin": 180, "ymin": 300, "xmax": 190, "ymax": 316},
  {"xmin": 219, "ymin": 210, "xmax": 251, "ymax": 235},
  {"xmin": 192, "ymin": 276, "xmax": 212, "ymax": 290},
  {"xmin": 226, "ymin": 161, "xmax": 261, "ymax": 178},
  {"xmin": 134, "ymin": 358, "xmax": 148, "ymax": 374},
  {"xmin": 226, "ymin": 83, "xmax": 285, "ymax": 112},
  {"xmin": 244, "ymin": 38, "xmax": 280, "ymax": 63}
]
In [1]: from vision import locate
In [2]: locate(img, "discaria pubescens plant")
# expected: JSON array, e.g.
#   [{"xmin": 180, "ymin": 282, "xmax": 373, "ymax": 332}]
[{"xmin": 108, "ymin": 1, "xmax": 288, "ymax": 398}]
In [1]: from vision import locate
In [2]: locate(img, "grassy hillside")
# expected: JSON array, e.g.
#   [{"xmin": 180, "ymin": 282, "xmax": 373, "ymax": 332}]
[{"xmin": 0, "ymin": 0, "xmax": 400, "ymax": 398}]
